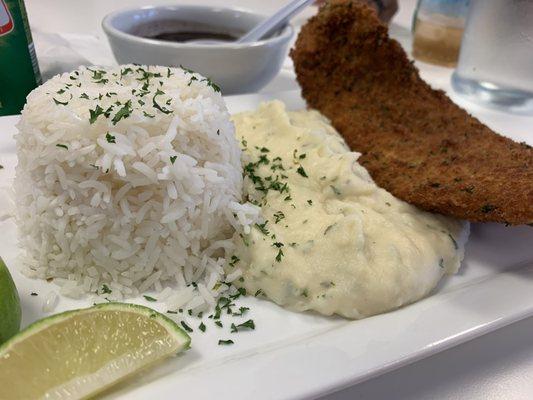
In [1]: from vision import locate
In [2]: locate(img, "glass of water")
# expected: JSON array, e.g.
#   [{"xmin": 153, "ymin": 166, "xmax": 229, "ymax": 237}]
[{"xmin": 451, "ymin": 0, "xmax": 533, "ymax": 113}]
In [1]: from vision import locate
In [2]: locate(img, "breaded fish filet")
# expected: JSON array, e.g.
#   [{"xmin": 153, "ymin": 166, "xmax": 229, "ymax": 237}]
[{"xmin": 291, "ymin": 0, "xmax": 533, "ymax": 224}]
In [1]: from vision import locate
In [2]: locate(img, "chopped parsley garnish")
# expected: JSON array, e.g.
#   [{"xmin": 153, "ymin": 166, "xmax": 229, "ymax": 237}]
[
  {"xmin": 324, "ymin": 224, "xmax": 335, "ymax": 235},
  {"xmin": 79, "ymin": 93, "xmax": 90, "ymax": 99},
  {"xmin": 254, "ymin": 289, "xmax": 263, "ymax": 297},
  {"xmin": 30, "ymin": 292, "xmax": 38, "ymax": 296},
  {"xmin": 199, "ymin": 322, "xmax": 206, "ymax": 332},
  {"xmin": 90, "ymin": 69, "xmax": 105, "ymax": 81},
  {"xmin": 101, "ymin": 284, "xmax": 112, "ymax": 294},
  {"xmin": 439, "ymin": 258, "xmax": 445, "ymax": 268},
  {"xmin": 180, "ymin": 321, "xmax": 193, "ymax": 333},
  {"xmin": 273, "ymin": 211, "xmax": 285, "ymax": 224},
  {"xmin": 143, "ymin": 110, "xmax": 155, "ymax": 118},
  {"xmin": 152, "ymin": 89, "xmax": 172, "ymax": 114},
  {"xmin": 307, "ymin": 199, "xmax": 313, "ymax": 205},
  {"xmin": 143, "ymin": 295, "xmax": 157, "ymax": 302},
  {"xmin": 296, "ymin": 166, "xmax": 308, "ymax": 178},
  {"xmin": 170, "ymin": 155, "xmax": 177, "ymax": 164},
  {"xmin": 275, "ymin": 248, "xmax": 284, "ymax": 262},
  {"xmin": 230, "ymin": 319, "xmax": 255, "ymax": 333},
  {"xmin": 166, "ymin": 310, "xmax": 178, "ymax": 314},
  {"xmin": 229, "ymin": 255, "xmax": 240, "ymax": 267},
  {"xmin": 255, "ymin": 221, "xmax": 270, "ymax": 235},
  {"xmin": 202, "ymin": 77, "xmax": 221, "ymax": 93},
  {"xmin": 180, "ymin": 65, "xmax": 196, "ymax": 74},
  {"xmin": 215, "ymin": 321, "xmax": 223, "ymax": 328},
  {"xmin": 53, "ymin": 98, "xmax": 69, "ymax": 106},
  {"xmin": 188, "ymin": 75, "xmax": 198, "ymax": 86},
  {"xmin": 56, "ymin": 144, "xmax": 68, "ymax": 150},
  {"xmin": 218, "ymin": 339, "xmax": 234, "ymax": 346},
  {"xmin": 89, "ymin": 105, "xmax": 104, "ymax": 124},
  {"xmin": 111, "ymin": 100, "xmax": 132, "ymax": 124},
  {"xmin": 233, "ymin": 306, "xmax": 249, "ymax": 316},
  {"xmin": 105, "ymin": 132, "xmax": 116, "ymax": 144},
  {"xmin": 448, "ymin": 234, "xmax": 458, "ymax": 250},
  {"xmin": 120, "ymin": 67, "xmax": 133, "ymax": 77}
]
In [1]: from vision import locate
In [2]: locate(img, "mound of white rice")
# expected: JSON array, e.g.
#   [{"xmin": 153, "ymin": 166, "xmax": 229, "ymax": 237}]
[{"xmin": 15, "ymin": 65, "xmax": 258, "ymax": 311}]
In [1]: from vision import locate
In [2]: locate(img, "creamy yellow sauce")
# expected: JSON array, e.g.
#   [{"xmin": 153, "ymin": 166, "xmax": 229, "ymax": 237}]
[{"xmin": 231, "ymin": 101, "xmax": 469, "ymax": 319}]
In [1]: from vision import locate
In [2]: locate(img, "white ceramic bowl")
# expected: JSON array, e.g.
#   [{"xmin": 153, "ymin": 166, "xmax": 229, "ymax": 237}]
[{"xmin": 102, "ymin": 5, "xmax": 294, "ymax": 95}]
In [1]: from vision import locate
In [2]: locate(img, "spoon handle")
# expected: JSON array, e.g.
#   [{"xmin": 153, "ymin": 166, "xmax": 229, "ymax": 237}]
[{"xmin": 237, "ymin": 0, "xmax": 314, "ymax": 43}]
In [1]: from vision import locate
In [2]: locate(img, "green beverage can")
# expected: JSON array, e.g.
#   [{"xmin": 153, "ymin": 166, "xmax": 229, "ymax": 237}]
[{"xmin": 0, "ymin": 0, "xmax": 41, "ymax": 116}]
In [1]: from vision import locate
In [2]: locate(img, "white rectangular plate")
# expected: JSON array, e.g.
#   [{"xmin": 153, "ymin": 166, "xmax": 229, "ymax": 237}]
[{"xmin": 1, "ymin": 90, "xmax": 532, "ymax": 400}]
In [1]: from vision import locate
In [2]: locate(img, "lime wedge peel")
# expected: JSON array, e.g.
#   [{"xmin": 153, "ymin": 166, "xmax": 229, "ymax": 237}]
[
  {"xmin": 0, "ymin": 302, "xmax": 191, "ymax": 400},
  {"xmin": 0, "ymin": 257, "xmax": 21, "ymax": 344}
]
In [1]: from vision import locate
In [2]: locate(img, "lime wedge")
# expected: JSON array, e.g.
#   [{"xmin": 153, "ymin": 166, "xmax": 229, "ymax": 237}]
[
  {"xmin": 0, "ymin": 257, "xmax": 21, "ymax": 344},
  {"xmin": 0, "ymin": 302, "xmax": 191, "ymax": 399}
]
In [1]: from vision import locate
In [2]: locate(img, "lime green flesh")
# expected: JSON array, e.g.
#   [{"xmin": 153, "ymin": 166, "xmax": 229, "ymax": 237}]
[
  {"xmin": 0, "ymin": 257, "xmax": 21, "ymax": 344},
  {"xmin": 0, "ymin": 303, "xmax": 190, "ymax": 400}
]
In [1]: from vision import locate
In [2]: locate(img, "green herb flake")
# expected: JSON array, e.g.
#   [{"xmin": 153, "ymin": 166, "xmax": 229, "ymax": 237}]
[
  {"xmin": 255, "ymin": 221, "xmax": 270, "ymax": 235},
  {"xmin": 143, "ymin": 111, "xmax": 155, "ymax": 118},
  {"xmin": 215, "ymin": 320, "xmax": 223, "ymax": 328},
  {"xmin": 56, "ymin": 144, "xmax": 68, "ymax": 150},
  {"xmin": 105, "ymin": 132, "xmax": 116, "ymax": 144},
  {"xmin": 275, "ymin": 248, "xmax": 284, "ymax": 262},
  {"xmin": 101, "ymin": 284, "xmax": 112, "ymax": 294},
  {"xmin": 296, "ymin": 166, "xmax": 308, "ymax": 178},
  {"xmin": 111, "ymin": 100, "xmax": 132, "ymax": 124},
  {"xmin": 202, "ymin": 77, "xmax": 221, "ymax": 93},
  {"xmin": 89, "ymin": 105, "xmax": 104, "ymax": 124},
  {"xmin": 448, "ymin": 234, "xmax": 458, "ymax": 250},
  {"xmin": 199, "ymin": 322, "xmax": 206, "ymax": 332},
  {"xmin": 230, "ymin": 319, "xmax": 255, "ymax": 333},
  {"xmin": 324, "ymin": 224, "xmax": 335, "ymax": 235},
  {"xmin": 170, "ymin": 155, "xmax": 177, "ymax": 164},
  {"xmin": 218, "ymin": 339, "xmax": 234, "ymax": 346},
  {"xmin": 273, "ymin": 211, "xmax": 285, "ymax": 224},
  {"xmin": 229, "ymin": 255, "xmax": 240, "ymax": 267},
  {"xmin": 152, "ymin": 89, "xmax": 172, "ymax": 114},
  {"xmin": 53, "ymin": 98, "xmax": 69, "ymax": 106},
  {"xmin": 307, "ymin": 199, "xmax": 313, "ymax": 205},
  {"xmin": 143, "ymin": 295, "xmax": 157, "ymax": 302},
  {"xmin": 180, "ymin": 321, "xmax": 193, "ymax": 333}
]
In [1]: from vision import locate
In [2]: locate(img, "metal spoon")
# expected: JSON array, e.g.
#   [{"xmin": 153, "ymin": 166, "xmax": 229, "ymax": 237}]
[{"xmin": 189, "ymin": 0, "xmax": 314, "ymax": 45}]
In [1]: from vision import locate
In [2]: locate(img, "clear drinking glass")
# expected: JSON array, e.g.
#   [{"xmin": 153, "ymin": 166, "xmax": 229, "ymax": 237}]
[{"xmin": 451, "ymin": 0, "xmax": 533, "ymax": 113}]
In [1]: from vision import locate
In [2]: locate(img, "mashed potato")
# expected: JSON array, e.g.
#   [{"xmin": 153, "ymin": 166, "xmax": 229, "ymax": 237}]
[{"xmin": 231, "ymin": 101, "xmax": 469, "ymax": 319}]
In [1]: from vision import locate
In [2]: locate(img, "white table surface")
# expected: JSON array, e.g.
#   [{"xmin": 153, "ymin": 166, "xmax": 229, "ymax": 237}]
[{"xmin": 21, "ymin": 0, "xmax": 533, "ymax": 399}]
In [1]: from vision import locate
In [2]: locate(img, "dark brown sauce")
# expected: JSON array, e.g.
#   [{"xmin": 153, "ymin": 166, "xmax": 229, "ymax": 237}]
[{"xmin": 146, "ymin": 31, "xmax": 238, "ymax": 43}]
